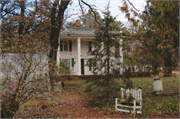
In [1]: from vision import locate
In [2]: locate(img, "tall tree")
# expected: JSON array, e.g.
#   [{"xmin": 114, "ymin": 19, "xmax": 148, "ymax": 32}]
[
  {"xmin": 120, "ymin": 0, "xmax": 179, "ymax": 77},
  {"xmin": 1, "ymin": 0, "xmax": 51, "ymax": 51},
  {"xmin": 1, "ymin": 0, "xmax": 103, "ymax": 91},
  {"xmin": 48, "ymin": 0, "xmax": 70, "ymax": 91},
  {"xmin": 85, "ymin": 4, "xmax": 123, "ymax": 104},
  {"xmin": 80, "ymin": 10, "xmax": 101, "ymax": 29}
]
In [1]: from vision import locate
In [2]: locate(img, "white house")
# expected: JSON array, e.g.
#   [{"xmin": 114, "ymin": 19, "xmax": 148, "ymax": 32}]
[{"xmin": 57, "ymin": 20, "xmax": 124, "ymax": 76}]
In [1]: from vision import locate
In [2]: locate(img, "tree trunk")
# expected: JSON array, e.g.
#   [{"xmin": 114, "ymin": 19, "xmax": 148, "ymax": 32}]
[
  {"xmin": 105, "ymin": 39, "xmax": 110, "ymax": 103},
  {"xmin": 48, "ymin": 1, "xmax": 69, "ymax": 91},
  {"xmin": 19, "ymin": 1, "xmax": 25, "ymax": 39},
  {"xmin": 1, "ymin": 98, "xmax": 20, "ymax": 118},
  {"xmin": 164, "ymin": 52, "xmax": 172, "ymax": 76}
]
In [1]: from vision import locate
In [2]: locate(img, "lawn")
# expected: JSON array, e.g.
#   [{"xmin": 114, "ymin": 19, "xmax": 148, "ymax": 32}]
[{"xmin": 13, "ymin": 75, "xmax": 179, "ymax": 118}]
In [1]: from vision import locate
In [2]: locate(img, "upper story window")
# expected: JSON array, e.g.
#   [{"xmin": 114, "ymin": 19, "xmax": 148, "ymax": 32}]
[
  {"xmin": 64, "ymin": 43, "xmax": 68, "ymax": 51},
  {"xmin": 89, "ymin": 41, "xmax": 92, "ymax": 52},
  {"xmin": 60, "ymin": 41, "xmax": 72, "ymax": 52}
]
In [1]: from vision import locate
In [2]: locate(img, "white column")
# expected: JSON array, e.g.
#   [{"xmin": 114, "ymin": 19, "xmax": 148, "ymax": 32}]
[
  {"xmin": 92, "ymin": 41, "xmax": 94, "ymax": 51},
  {"xmin": 119, "ymin": 38, "xmax": 123, "ymax": 75},
  {"xmin": 77, "ymin": 37, "xmax": 81, "ymax": 75},
  {"xmin": 57, "ymin": 36, "xmax": 60, "ymax": 65}
]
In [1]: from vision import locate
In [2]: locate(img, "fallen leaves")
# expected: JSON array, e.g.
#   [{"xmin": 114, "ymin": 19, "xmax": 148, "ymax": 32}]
[{"xmin": 13, "ymin": 83, "xmax": 179, "ymax": 118}]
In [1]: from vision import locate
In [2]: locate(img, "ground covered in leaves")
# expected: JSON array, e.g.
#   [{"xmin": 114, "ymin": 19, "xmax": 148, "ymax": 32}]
[{"xmin": 14, "ymin": 80, "xmax": 179, "ymax": 118}]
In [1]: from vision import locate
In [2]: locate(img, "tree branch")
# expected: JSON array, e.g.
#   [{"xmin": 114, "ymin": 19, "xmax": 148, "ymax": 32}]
[
  {"xmin": 80, "ymin": 0, "xmax": 101, "ymax": 25},
  {"xmin": 127, "ymin": 0, "xmax": 140, "ymax": 12},
  {"xmin": 78, "ymin": 0, "xmax": 85, "ymax": 17},
  {"xmin": 1, "ymin": 8, "xmax": 18, "ymax": 18}
]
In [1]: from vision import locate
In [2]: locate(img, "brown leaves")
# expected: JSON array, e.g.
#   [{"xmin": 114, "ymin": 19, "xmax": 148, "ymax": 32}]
[
  {"xmin": 125, "ymin": 13, "xmax": 130, "ymax": 18},
  {"xmin": 120, "ymin": 7, "xmax": 127, "ymax": 11}
]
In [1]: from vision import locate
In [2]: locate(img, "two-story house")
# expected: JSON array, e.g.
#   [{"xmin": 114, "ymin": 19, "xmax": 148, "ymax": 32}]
[{"xmin": 57, "ymin": 19, "xmax": 124, "ymax": 76}]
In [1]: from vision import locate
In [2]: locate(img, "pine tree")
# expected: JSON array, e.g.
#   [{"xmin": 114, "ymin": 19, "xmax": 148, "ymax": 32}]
[{"xmin": 85, "ymin": 5, "xmax": 123, "ymax": 105}]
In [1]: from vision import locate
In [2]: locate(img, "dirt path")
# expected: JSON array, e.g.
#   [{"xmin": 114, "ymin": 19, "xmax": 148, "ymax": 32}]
[{"xmin": 14, "ymin": 84, "xmax": 179, "ymax": 118}]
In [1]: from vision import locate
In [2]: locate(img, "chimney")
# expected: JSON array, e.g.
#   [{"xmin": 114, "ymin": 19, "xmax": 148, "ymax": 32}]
[{"xmin": 76, "ymin": 19, "xmax": 80, "ymax": 27}]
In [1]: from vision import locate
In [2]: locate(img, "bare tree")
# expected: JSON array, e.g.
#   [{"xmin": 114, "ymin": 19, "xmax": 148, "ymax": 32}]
[{"xmin": 0, "ymin": 35, "xmax": 50, "ymax": 118}]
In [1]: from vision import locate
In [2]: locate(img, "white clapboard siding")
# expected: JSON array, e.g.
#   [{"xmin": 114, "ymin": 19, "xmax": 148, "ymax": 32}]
[
  {"xmin": 115, "ymin": 87, "xmax": 142, "ymax": 114},
  {"xmin": 0, "ymin": 53, "xmax": 49, "ymax": 86}
]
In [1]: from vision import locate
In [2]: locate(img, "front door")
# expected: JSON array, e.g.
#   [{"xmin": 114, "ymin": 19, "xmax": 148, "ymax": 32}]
[{"xmin": 81, "ymin": 59, "xmax": 84, "ymax": 75}]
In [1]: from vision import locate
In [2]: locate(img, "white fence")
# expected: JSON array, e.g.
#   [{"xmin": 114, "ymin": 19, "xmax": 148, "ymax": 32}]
[{"xmin": 115, "ymin": 87, "xmax": 142, "ymax": 114}]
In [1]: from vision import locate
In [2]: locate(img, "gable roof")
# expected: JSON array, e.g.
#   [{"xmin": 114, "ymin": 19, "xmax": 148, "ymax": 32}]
[{"xmin": 60, "ymin": 26, "xmax": 95, "ymax": 36}]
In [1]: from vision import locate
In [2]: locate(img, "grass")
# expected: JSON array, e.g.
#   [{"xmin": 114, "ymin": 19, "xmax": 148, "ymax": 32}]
[
  {"xmin": 65, "ymin": 79, "xmax": 87, "ymax": 94},
  {"xmin": 64, "ymin": 75, "xmax": 179, "ymax": 117},
  {"xmin": 118, "ymin": 75, "xmax": 179, "ymax": 94},
  {"xmin": 16, "ymin": 75, "xmax": 179, "ymax": 118},
  {"xmin": 142, "ymin": 96, "xmax": 179, "ymax": 117}
]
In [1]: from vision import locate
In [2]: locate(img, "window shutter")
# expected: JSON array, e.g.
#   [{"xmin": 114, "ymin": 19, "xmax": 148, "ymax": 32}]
[
  {"xmin": 69, "ymin": 41, "xmax": 72, "ymax": 52},
  {"xmin": 60, "ymin": 41, "xmax": 63, "ymax": 51},
  {"xmin": 89, "ymin": 59, "xmax": 92, "ymax": 71},
  {"xmin": 89, "ymin": 41, "xmax": 91, "ymax": 52},
  {"xmin": 71, "ymin": 58, "xmax": 74, "ymax": 67}
]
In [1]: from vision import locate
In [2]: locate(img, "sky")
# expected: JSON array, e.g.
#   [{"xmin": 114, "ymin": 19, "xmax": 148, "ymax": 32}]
[{"xmin": 67, "ymin": 0, "xmax": 147, "ymax": 25}]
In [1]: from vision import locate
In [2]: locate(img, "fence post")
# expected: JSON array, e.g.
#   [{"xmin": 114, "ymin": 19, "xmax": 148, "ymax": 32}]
[
  {"xmin": 134, "ymin": 100, "xmax": 136, "ymax": 113},
  {"xmin": 115, "ymin": 98, "xmax": 117, "ymax": 111},
  {"xmin": 121, "ymin": 86, "xmax": 124, "ymax": 99},
  {"xmin": 138, "ymin": 87, "xmax": 142, "ymax": 105}
]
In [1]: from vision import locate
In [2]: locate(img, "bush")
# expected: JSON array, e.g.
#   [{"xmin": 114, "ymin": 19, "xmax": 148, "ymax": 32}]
[
  {"xmin": 122, "ymin": 69, "xmax": 133, "ymax": 89},
  {"xmin": 85, "ymin": 74, "xmax": 121, "ymax": 106},
  {"xmin": 1, "ymin": 35, "xmax": 50, "ymax": 118}
]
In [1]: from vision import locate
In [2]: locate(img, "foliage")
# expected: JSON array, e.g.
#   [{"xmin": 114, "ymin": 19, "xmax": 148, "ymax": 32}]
[
  {"xmin": 64, "ymin": 21, "xmax": 76, "ymax": 28},
  {"xmin": 47, "ymin": 59, "xmax": 71, "ymax": 91},
  {"xmin": 120, "ymin": 69, "xmax": 133, "ymax": 89},
  {"xmin": 1, "ymin": 0, "xmax": 70, "ymax": 92},
  {"xmin": 85, "ymin": 4, "xmax": 124, "ymax": 105},
  {"xmin": 80, "ymin": 10, "xmax": 102, "ymax": 29},
  {"xmin": 122, "ymin": 77, "xmax": 133, "ymax": 89},
  {"xmin": 0, "ymin": 35, "xmax": 50, "ymax": 118},
  {"xmin": 11, "ymin": 76, "xmax": 179, "ymax": 118},
  {"xmin": 119, "ymin": 93, "xmax": 135, "ymax": 104},
  {"xmin": 58, "ymin": 60, "xmax": 71, "ymax": 76},
  {"xmin": 120, "ymin": 0, "xmax": 179, "ymax": 77},
  {"xmin": 142, "ymin": 97, "xmax": 179, "ymax": 117},
  {"xmin": 1, "ymin": 0, "xmax": 51, "ymax": 46}
]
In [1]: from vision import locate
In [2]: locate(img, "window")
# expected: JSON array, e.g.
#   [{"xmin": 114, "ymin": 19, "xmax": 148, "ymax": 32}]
[
  {"xmin": 60, "ymin": 41, "xmax": 72, "ymax": 52},
  {"xmin": 71, "ymin": 58, "xmax": 74, "ymax": 71},
  {"xmin": 60, "ymin": 59, "xmax": 74, "ymax": 71},
  {"xmin": 62, "ymin": 59, "xmax": 70, "ymax": 70},
  {"xmin": 89, "ymin": 41, "xmax": 92, "ymax": 52},
  {"xmin": 69, "ymin": 41, "xmax": 72, "ymax": 52},
  {"xmin": 60, "ymin": 41, "xmax": 63, "ymax": 51},
  {"xmin": 115, "ymin": 57, "xmax": 120, "ymax": 65},
  {"xmin": 71, "ymin": 58, "xmax": 74, "ymax": 67},
  {"xmin": 64, "ymin": 43, "xmax": 68, "ymax": 51}
]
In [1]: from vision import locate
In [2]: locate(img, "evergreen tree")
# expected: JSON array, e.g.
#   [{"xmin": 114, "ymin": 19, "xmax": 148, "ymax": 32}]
[{"xmin": 85, "ymin": 5, "xmax": 123, "ymax": 105}]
